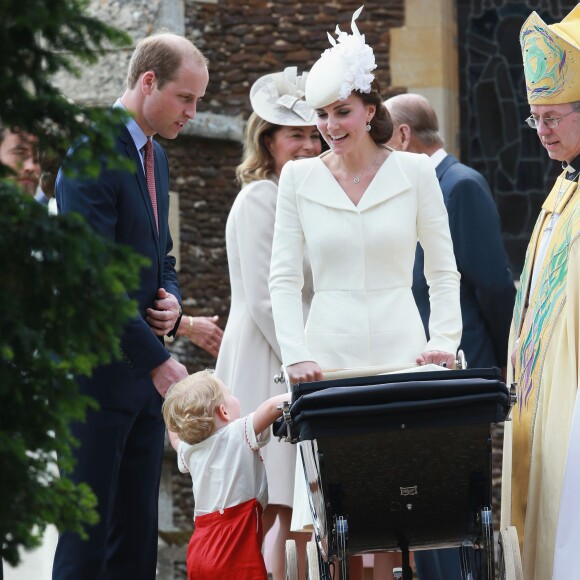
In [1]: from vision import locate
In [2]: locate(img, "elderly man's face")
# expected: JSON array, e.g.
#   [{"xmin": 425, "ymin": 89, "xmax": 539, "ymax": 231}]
[
  {"xmin": 0, "ymin": 130, "xmax": 40, "ymax": 196},
  {"xmin": 530, "ymin": 104, "xmax": 580, "ymax": 164}
]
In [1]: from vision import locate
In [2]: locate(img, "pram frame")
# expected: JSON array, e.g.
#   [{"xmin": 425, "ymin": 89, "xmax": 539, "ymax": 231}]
[{"xmin": 277, "ymin": 360, "xmax": 520, "ymax": 580}]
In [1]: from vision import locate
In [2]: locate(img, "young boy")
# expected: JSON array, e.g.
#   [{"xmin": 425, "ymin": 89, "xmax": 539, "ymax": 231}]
[{"xmin": 162, "ymin": 369, "xmax": 290, "ymax": 579}]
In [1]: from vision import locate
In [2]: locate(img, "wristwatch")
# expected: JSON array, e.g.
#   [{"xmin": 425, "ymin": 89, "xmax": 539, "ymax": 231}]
[{"xmin": 168, "ymin": 304, "xmax": 183, "ymax": 338}]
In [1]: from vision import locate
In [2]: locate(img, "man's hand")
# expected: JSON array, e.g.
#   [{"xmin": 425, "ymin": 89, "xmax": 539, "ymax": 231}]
[
  {"xmin": 151, "ymin": 357, "xmax": 188, "ymax": 398},
  {"xmin": 146, "ymin": 288, "xmax": 181, "ymax": 336},
  {"xmin": 178, "ymin": 315, "xmax": 223, "ymax": 357}
]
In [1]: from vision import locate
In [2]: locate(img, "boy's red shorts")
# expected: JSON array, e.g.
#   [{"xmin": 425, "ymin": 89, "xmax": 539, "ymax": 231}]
[{"xmin": 186, "ymin": 498, "xmax": 267, "ymax": 579}]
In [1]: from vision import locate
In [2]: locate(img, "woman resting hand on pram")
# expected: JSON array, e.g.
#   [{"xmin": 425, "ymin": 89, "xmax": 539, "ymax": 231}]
[
  {"xmin": 268, "ymin": 7, "xmax": 461, "ymax": 579},
  {"xmin": 286, "ymin": 350, "xmax": 456, "ymax": 384}
]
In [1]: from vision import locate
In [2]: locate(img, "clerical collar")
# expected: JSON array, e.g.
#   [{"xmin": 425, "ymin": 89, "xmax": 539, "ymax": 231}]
[
  {"xmin": 562, "ymin": 161, "xmax": 575, "ymax": 173},
  {"xmin": 562, "ymin": 154, "xmax": 580, "ymax": 179}
]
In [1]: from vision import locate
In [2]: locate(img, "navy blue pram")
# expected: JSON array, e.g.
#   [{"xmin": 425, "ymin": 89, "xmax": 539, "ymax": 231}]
[{"xmin": 275, "ymin": 366, "xmax": 518, "ymax": 580}]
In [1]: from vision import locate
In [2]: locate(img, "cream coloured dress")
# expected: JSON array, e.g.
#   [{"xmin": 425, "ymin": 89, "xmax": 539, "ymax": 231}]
[
  {"xmin": 269, "ymin": 150, "xmax": 462, "ymax": 528},
  {"xmin": 215, "ymin": 178, "xmax": 311, "ymax": 507}
]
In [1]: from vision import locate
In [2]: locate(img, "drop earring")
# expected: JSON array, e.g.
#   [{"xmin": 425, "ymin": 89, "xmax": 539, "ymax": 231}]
[{"xmin": 366, "ymin": 123, "xmax": 371, "ymax": 132}]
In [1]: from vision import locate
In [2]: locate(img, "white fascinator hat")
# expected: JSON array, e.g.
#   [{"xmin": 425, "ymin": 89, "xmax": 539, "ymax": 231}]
[
  {"xmin": 305, "ymin": 6, "xmax": 377, "ymax": 110},
  {"xmin": 249, "ymin": 66, "xmax": 316, "ymax": 126}
]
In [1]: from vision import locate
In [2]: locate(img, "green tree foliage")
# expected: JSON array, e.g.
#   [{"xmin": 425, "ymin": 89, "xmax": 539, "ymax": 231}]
[
  {"xmin": 0, "ymin": 188, "xmax": 148, "ymax": 566},
  {"xmin": 0, "ymin": 0, "xmax": 133, "ymax": 178},
  {"xmin": 0, "ymin": 0, "xmax": 149, "ymax": 567}
]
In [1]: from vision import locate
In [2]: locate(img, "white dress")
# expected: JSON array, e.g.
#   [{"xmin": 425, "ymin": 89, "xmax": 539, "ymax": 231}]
[
  {"xmin": 269, "ymin": 150, "xmax": 462, "ymax": 529},
  {"xmin": 215, "ymin": 179, "xmax": 312, "ymax": 507}
]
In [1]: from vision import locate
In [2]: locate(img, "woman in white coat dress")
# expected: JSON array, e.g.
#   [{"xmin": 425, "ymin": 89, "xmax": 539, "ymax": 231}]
[
  {"xmin": 268, "ymin": 8, "xmax": 462, "ymax": 579},
  {"xmin": 214, "ymin": 67, "xmax": 321, "ymax": 580}
]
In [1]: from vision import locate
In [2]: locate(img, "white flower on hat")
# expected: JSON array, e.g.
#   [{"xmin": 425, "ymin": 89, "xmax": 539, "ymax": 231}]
[{"xmin": 322, "ymin": 6, "xmax": 376, "ymax": 100}]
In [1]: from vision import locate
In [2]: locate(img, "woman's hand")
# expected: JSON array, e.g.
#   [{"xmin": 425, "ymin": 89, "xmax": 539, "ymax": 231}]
[
  {"xmin": 177, "ymin": 315, "xmax": 223, "ymax": 357},
  {"xmin": 286, "ymin": 361, "xmax": 324, "ymax": 384},
  {"xmin": 416, "ymin": 350, "xmax": 455, "ymax": 368}
]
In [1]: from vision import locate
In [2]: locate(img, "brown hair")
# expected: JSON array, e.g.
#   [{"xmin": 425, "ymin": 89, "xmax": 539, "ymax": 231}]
[
  {"xmin": 236, "ymin": 112, "xmax": 280, "ymax": 186},
  {"xmin": 357, "ymin": 78, "xmax": 393, "ymax": 145},
  {"xmin": 161, "ymin": 369, "xmax": 224, "ymax": 445},
  {"xmin": 127, "ymin": 31, "xmax": 208, "ymax": 90}
]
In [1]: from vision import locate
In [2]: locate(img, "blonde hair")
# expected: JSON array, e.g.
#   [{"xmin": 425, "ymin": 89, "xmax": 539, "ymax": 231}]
[
  {"xmin": 236, "ymin": 112, "xmax": 279, "ymax": 186},
  {"xmin": 162, "ymin": 369, "xmax": 224, "ymax": 445}
]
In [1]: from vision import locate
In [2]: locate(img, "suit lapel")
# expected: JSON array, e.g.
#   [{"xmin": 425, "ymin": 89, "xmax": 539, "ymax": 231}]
[{"xmin": 152, "ymin": 142, "xmax": 167, "ymax": 277}]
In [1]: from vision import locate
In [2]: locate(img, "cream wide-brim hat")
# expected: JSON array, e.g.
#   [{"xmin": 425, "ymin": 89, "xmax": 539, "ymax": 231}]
[{"xmin": 249, "ymin": 66, "xmax": 316, "ymax": 126}]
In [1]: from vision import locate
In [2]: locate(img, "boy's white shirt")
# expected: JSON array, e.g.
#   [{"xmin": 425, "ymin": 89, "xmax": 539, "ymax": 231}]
[{"xmin": 177, "ymin": 412, "xmax": 271, "ymax": 518}]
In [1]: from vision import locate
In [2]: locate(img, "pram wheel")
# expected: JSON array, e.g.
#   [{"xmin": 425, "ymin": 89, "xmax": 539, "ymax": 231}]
[
  {"xmin": 497, "ymin": 526, "xmax": 523, "ymax": 580},
  {"xmin": 306, "ymin": 540, "xmax": 320, "ymax": 580},
  {"xmin": 286, "ymin": 539, "xmax": 299, "ymax": 580}
]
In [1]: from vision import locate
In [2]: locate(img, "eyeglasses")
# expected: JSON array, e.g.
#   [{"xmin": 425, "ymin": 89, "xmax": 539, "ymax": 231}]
[{"xmin": 525, "ymin": 110, "xmax": 576, "ymax": 129}]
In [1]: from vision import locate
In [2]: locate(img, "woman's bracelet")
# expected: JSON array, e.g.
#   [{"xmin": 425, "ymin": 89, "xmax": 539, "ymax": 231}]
[{"xmin": 188, "ymin": 315, "xmax": 193, "ymax": 338}]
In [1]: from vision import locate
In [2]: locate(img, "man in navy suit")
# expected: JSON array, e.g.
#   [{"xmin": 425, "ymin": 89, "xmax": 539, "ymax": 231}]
[
  {"xmin": 53, "ymin": 33, "xmax": 209, "ymax": 579},
  {"xmin": 385, "ymin": 93, "xmax": 516, "ymax": 579}
]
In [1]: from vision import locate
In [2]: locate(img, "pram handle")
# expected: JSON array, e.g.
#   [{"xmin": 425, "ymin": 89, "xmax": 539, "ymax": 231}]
[
  {"xmin": 456, "ymin": 349, "xmax": 467, "ymax": 370},
  {"xmin": 274, "ymin": 350, "xmax": 468, "ymax": 386}
]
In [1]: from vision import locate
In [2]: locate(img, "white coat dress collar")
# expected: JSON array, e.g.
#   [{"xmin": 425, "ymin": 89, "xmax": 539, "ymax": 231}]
[{"xmin": 294, "ymin": 150, "xmax": 411, "ymax": 212}]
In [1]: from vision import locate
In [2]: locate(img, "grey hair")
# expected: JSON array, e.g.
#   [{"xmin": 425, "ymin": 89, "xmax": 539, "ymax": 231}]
[{"xmin": 387, "ymin": 94, "xmax": 444, "ymax": 148}]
